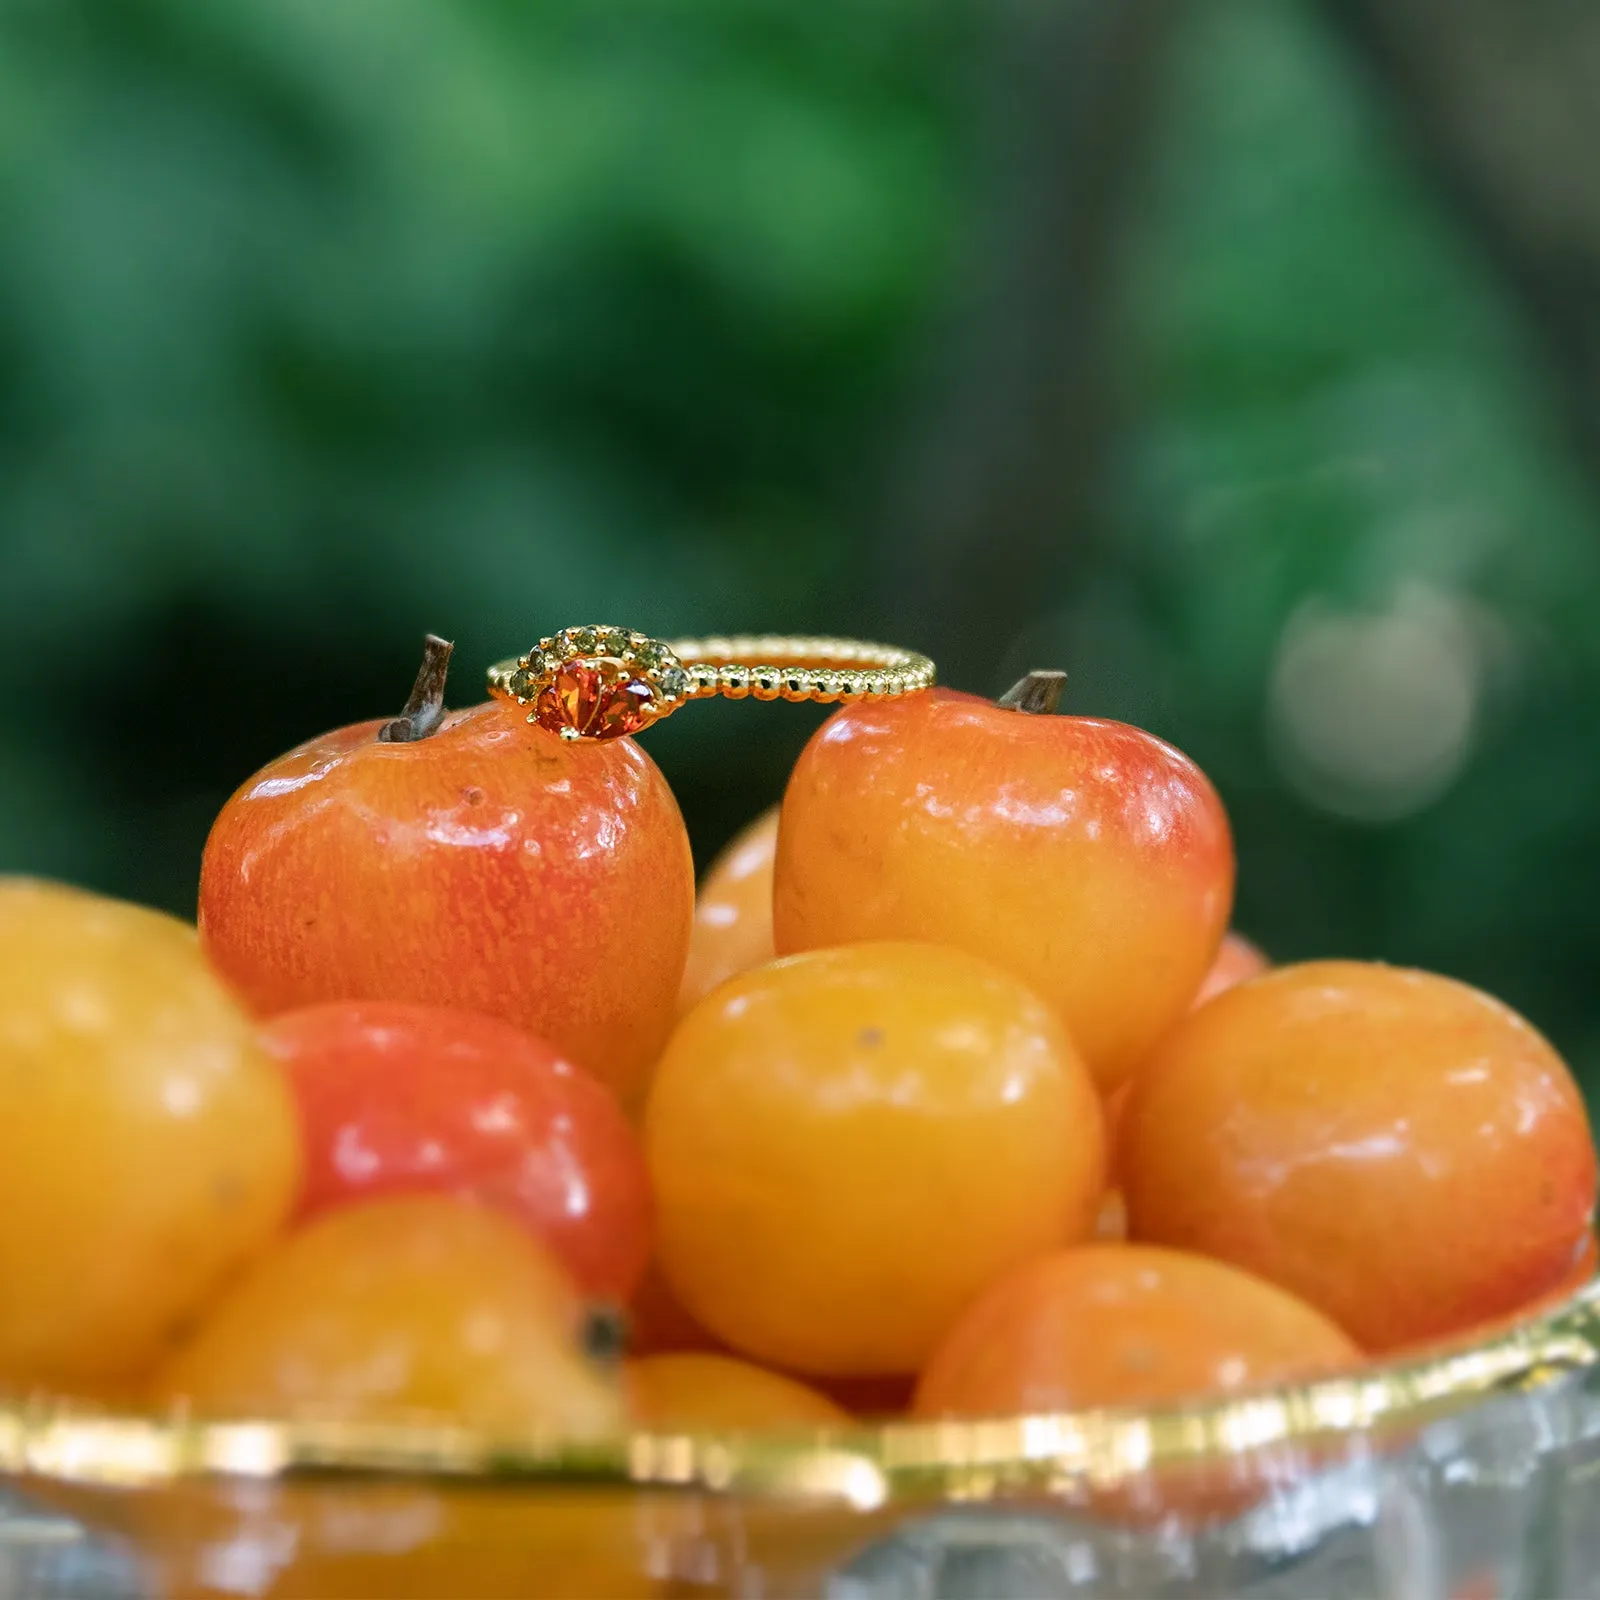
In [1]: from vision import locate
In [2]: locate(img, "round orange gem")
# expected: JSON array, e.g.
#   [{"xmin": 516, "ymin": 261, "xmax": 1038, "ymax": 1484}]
[{"xmin": 534, "ymin": 658, "xmax": 656, "ymax": 740}]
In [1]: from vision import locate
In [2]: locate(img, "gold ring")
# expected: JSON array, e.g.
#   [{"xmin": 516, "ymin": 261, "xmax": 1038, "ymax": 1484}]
[{"xmin": 487, "ymin": 628, "xmax": 936, "ymax": 741}]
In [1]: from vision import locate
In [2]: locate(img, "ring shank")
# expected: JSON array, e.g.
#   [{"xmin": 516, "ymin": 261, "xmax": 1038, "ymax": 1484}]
[{"xmin": 666, "ymin": 635, "xmax": 935, "ymax": 704}]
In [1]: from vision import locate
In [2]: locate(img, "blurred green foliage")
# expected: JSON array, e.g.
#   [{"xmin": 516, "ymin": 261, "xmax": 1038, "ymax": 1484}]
[
  {"xmin": 0, "ymin": 0, "xmax": 968, "ymax": 896},
  {"xmin": 4, "ymin": 0, "xmax": 1600, "ymax": 1080}
]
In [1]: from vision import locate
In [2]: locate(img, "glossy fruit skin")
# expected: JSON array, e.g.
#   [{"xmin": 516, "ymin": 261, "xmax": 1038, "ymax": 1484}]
[
  {"xmin": 1407, "ymin": 1227, "xmax": 1600, "ymax": 1356},
  {"xmin": 773, "ymin": 691, "xmax": 1235, "ymax": 1092},
  {"xmin": 199, "ymin": 700, "xmax": 694, "ymax": 1106},
  {"xmin": 1121, "ymin": 961, "xmax": 1598, "ymax": 1353},
  {"xmin": 1097, "ymin": 933, "xmax": 1264, "ymax": 1187},
  {"xmin": 1192, "ymin": 931, "xmax": 1268, "ymax": 1009},
  {"xmin": 1529, "ymin": 1227, "xmax": 1599, "ymax": 1313},
  {"xmin": 261, "ymin": 1002, "xmax": 652, "ymax": 1301},
  {"xmin": 1566, "ymin": 1228, "xmax": 1599, "ymax": 1290},
  {"xmin": 0, "ymin": 880, "xmax": 300, "ymax": 1390},
  {"xmin": 1504, "ymin": 1225, "xmax": 1596, "ymax": 1317},
  {"xmin": 914, "ymin": 1244, "xmax": 1360, "ymax": 1417},
  {"xmin": 645, "ymin": 941, "xmax": 1106, "ymax": 1376},
  {"xmin": 626, "ymin": 1353, "xmax": 849, "ymax": 1430},
  {"xmin": 677, "ymin": 807, "xmax": 778, "ymax": 1014},
  {"xmin": 154, "ymin": 1195, "xmax": 623, "ymax": 1437}
]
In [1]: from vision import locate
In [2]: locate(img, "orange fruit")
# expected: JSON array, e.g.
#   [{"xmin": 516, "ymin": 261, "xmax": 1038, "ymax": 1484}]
[
  {"xmin": 646, "ymin": 942, "xmax": 1105, "ymax": 1375},
  {"xmin": 915, "ymin": 1244, "xmax": 1360, "ymax": 1416},
  {"xmin": 1121, "ymin": 962, "xmax": 1597, "ymax": 1352}
]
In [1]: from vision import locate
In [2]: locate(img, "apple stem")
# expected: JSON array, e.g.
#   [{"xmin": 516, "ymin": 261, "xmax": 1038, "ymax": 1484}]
[
  {"xmin": 378, "ymin": 634, "xmax": 455, "ymax": 743},
  {"xmin": 997, "ymin": 669, "xmax": 1067, "ymax": 715}
]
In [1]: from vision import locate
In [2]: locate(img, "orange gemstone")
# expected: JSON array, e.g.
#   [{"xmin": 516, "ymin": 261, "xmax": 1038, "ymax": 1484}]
[{"xmin": 534, "ymin": 659, "xmax": 656, "ymax": 740}]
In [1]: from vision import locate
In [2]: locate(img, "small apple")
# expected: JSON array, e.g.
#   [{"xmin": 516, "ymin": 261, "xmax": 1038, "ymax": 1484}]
[
  {"xmin": 773, "ymin": 673, "xmax": 1234, "ymax": 1092},
  {"xmin": 262, "ymin": 1001, "xmax": 653, "ymax": 1300},
  {"xmin": 200, "ymin": 638, "xmax": 694, "ymax": 1105}
]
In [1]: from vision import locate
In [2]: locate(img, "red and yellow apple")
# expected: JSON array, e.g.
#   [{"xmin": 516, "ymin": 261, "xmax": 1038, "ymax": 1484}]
[
  {"xmin": 200, "ymin": 663, "xmax": 694, "ymax": 1106},
  {"xmin": 773, "ymin": 689, "xmax": 1234, "ymax": 1092}
]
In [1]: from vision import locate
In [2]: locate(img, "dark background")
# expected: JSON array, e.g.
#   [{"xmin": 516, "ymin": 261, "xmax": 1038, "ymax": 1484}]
[{"xmin": 4, "ymin": 1, "xmax": 1600, "ymax": 1082}]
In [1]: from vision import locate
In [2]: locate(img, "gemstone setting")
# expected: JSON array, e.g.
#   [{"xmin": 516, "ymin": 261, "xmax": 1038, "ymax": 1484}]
[
  {"xmin": 535, "ymin": 659, "xmax": 656, "ymax": 740},
  {"xmin": 508, "ymin": 627, "xmax": 694, "ymax": 741}
]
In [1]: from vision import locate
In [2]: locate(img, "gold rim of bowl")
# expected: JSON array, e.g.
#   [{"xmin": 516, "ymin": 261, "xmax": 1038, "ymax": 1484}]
[{"xmin": 3, "ymin": 1284, "xmax": 1596, "ymax": 1505}]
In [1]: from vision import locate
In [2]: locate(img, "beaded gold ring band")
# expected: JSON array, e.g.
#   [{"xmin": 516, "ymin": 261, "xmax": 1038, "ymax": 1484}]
[{"xmin": 487, "ymin": 628, "xmax": 936, "ymax": 742}]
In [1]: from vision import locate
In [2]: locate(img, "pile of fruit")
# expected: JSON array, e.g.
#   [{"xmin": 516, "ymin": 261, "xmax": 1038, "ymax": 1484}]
[{"xmin": 1, "ymin": 643, "xmax": 1594, "ymax": 1443}]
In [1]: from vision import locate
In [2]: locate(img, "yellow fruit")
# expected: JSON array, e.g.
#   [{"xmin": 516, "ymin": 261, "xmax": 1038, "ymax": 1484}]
[
  {"xmin": 0, "ymin": 879, "xmax": 300, "ymax": 1389},
  {"xmin": 647, "ymin": 942, "xmax": 1105, "ymax": 1375},
  {"xmin": 627, "ymin": 1353, "xmax": 849, "ymax": 1430},
  {"xmin": 154, "ymin": 1196, "xmax": 623, "ymax": 1437}
]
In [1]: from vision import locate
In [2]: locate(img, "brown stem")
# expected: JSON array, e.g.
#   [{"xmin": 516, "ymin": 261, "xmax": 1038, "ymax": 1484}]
[
  {"xmin": 581, "ymin": 1305, "xmax": 629, "ymax": 1367},
  {"xmin": 997, "ymin": 669, "xmax": 1067, "ymax": 714},
  {"xmin": 377, "ymin": 634, "xmax": 454, "ymax": 743}
]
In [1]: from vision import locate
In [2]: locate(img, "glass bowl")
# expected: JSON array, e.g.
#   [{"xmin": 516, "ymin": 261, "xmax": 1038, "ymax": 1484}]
[{"xmin": 3, "ymin": 1283, "xmax": 1598, "ymax": 1599}]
